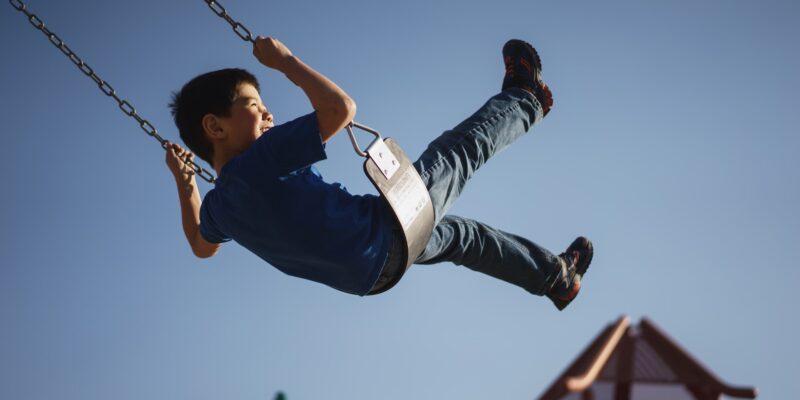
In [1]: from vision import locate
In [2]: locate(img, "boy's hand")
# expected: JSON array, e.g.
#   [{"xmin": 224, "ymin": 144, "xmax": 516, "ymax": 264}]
[
  {"xmin": 165, "ymin": 142, "xmax": 196, "ymax": 181},
  {"xmin": 252, "ymin": 36, "xmax": 294, "ymax": 71}
]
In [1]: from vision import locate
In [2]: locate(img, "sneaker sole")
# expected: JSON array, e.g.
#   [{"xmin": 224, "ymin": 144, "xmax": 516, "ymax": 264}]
[
  {"xmin": 506, "ymin": 39, "xmax": 543, "ymax": 79},
  {"xmin": 505, "ymin": 39, "xmax": 553, "ymax": 114},
  {"xmin": 547, "ymin": 237, "xmax": 593, "ymax": 311}
]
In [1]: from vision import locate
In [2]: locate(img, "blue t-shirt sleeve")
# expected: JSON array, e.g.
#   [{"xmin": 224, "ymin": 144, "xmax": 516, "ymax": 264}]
[
  {"xmin": 198, "ymin": 113, "xmax": 326, "ymax": 245},
  {"xmin": 252, "ymin": 112, "xmax": 327, "ymax": 176},
  {"xmin": 199, "ymin": 193, "xmax": 231, "ymax": 244}
]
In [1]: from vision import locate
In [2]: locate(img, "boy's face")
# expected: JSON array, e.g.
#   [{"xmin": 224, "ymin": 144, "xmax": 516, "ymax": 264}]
[{"xmin": 215, "ymin": 83, "xmax": 273, "ymax": 152}]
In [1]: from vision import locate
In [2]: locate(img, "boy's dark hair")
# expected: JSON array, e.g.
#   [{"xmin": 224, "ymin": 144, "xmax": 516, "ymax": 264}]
[{"xmin": 169, "ymin": 68, "xmax": 260, "ymax": 167}]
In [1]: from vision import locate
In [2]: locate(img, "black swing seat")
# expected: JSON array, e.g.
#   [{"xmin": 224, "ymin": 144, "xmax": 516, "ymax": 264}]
[{"xmin": 346, "ymin": 123, "xmax": 435, "ymax": 295}]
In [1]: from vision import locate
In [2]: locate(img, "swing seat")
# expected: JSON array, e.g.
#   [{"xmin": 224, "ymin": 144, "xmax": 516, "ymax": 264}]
[{"xmin": 347, "ymin": 124, "xmax": 435, "ymax": 295}]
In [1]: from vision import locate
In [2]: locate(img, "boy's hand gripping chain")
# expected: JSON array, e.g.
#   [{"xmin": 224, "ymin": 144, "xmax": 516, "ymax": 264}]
[
  {"xmin": 8, "ymin": 0, "xmax": 217, "ymax": 184},
  {"xmin": 204, "ymin": 0, "xmax": 387, "ymax": 167}
]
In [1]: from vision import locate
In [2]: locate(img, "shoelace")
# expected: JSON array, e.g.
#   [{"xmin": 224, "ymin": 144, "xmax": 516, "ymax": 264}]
[{"xmin": 504, "ymin": 56, "xmax": 515, "ymax": 78}]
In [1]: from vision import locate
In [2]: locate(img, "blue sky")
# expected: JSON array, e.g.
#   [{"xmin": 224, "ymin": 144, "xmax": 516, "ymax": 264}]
[{"xmin": 2, "ymin": 0, "xmax": 798, "ymax": 399}]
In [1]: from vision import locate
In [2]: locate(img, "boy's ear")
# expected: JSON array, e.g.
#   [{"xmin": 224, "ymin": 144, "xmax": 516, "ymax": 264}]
[{"xmin": 202, "ymin": 113, "xmax": 225, "ymax": 140}]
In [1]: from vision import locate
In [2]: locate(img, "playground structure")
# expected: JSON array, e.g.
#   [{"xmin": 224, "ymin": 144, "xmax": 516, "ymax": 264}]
[{"xmin": 538, "ymin": 316, "xmax": 758, "ymax": 400}]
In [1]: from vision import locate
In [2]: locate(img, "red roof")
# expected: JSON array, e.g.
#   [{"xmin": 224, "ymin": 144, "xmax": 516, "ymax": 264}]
[{"xmin": 538, "ymin": 316, "xmax": 758, "ymax": 399}]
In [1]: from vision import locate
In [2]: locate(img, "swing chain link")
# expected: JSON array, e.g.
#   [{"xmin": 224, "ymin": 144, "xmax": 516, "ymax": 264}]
[
  {"xmin": 8, "ymin": 0, "xmax": 217, "ymax": 184},
  {"xmin": 204, "ymin": 0, "xmax": 255, "ymax": 43}
]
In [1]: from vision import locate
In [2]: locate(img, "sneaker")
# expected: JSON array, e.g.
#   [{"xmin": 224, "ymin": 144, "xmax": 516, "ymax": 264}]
[
  {"xmin": 502, "ymin": 39, "xmax": 553, "ymax": 117},
  {"xmin": 546, "ymin": 237, "xmax": 594, "ymax": 311}
]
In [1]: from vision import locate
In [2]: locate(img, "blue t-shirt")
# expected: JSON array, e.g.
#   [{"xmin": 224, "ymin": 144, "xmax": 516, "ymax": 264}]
[{"xmin": 199, "ymin": 113, "xmax": 395, "ymax": 295}]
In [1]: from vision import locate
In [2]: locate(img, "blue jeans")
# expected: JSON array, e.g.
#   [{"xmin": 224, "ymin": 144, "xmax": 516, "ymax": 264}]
[{"xmin": 403, "ymin": 88, "xmax": 562, "ymax": 296}]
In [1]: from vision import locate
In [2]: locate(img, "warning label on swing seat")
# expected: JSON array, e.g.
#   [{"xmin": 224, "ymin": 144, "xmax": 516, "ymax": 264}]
[{"xmin": 386, "ymin": 169, "xmax": 430, "ymax": 230}]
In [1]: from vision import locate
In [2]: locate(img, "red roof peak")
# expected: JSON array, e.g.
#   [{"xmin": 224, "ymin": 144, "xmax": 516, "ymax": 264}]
[{"xmin": 538, "ymin": 316, "xmax": 758, "ymax": 400}]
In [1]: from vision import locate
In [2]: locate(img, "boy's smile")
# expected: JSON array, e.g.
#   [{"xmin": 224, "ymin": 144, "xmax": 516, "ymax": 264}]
[
  {"xmin": 218, "ymin": 83, "xmax": 273, "ymax": 151},
  {"xmin": 204, "ymin": 82, "xmax": 274, "ymax": 174}
]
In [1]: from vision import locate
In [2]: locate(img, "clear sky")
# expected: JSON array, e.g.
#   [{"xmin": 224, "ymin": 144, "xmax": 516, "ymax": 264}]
[{"xmin": 2, "ymin": 0, "xmax": 798, "ymax": 399}]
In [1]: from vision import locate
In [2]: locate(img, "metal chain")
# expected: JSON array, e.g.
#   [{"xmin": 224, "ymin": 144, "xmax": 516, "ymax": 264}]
[
  {"xmin": 9, "ymin": 0, "xmax": 216, "ymax": 183},
  {"xmin": 203, "ymin": 0, "xmax": 255, "ymax": 43}
]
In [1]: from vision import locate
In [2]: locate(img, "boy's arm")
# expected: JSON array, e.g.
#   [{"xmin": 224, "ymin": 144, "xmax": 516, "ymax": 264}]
[
  {"xmin": 166, "ymin": 143, "xmax": 222, "ymax": 259},
  {"xmin": 253, "ymin": 37, "xmax": 356, "ymax": 143}
]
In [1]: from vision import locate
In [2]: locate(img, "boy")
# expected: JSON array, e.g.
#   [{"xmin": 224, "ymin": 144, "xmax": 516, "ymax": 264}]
[{"xmin": 166, "ymin": 37, "xmax": 593, "ymax": 310}]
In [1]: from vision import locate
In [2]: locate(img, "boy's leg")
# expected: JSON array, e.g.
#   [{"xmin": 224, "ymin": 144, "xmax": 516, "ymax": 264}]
[
  {"xmin": 415, "ymin": 215, "xmax": 594, "ymax": 310},
  {"xmin": 413, "ymin": 39, "xmax": 551, "ymax": 222},
  {"xmin": 403, "ymin": 40, "xmax": 594, "ymax": 309},
  {"xmin": 414, "ymin": 214, "xmax": 561, "ymax": 296},
  {"xmin": 413, "ymin": 88, "xmax": 542, "ymax": 222}
]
